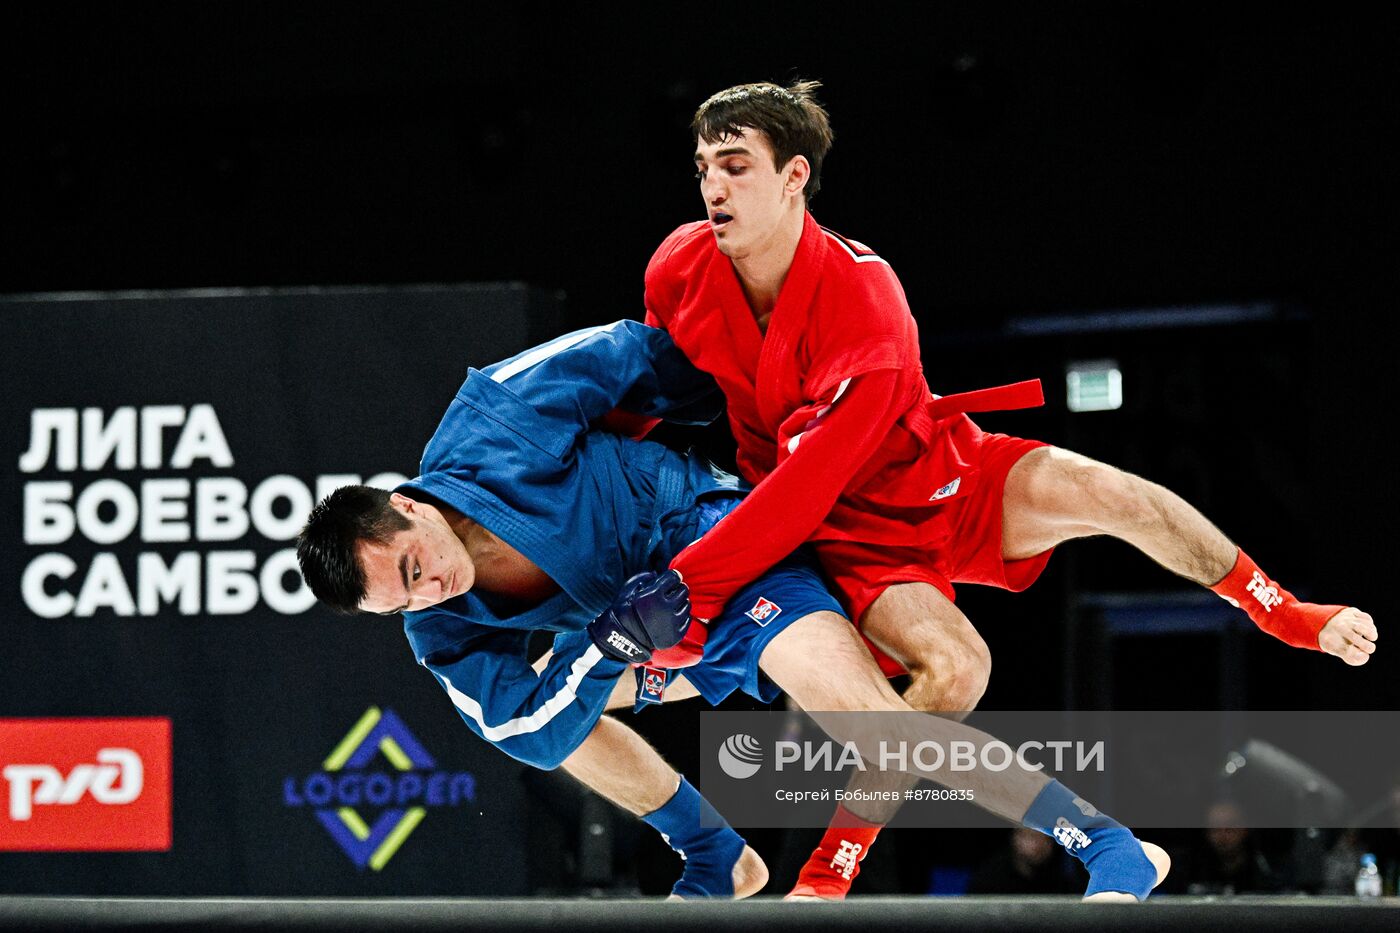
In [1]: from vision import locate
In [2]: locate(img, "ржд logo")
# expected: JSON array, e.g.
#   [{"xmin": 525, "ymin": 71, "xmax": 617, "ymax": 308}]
[{"xmin": 0, "ymin": 718, "xmax": 171, "ymax": 852}]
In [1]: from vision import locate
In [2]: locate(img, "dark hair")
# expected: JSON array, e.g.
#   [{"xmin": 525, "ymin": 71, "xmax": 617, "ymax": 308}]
[
  {"xmin": 296, "ymin": 485, "xmax": 411, "ymax": 614},
  {"xmin": 692, "ymin": 79, "xmax": 835, "ymax": 202}
]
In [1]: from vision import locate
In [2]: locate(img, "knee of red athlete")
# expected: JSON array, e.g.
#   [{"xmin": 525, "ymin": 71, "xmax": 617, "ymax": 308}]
[{"xmin": 903, "ymin": 641, "xmax": 991, "ymax": 713}]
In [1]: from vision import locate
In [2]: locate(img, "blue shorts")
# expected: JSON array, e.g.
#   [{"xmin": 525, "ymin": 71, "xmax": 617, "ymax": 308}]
[{"xmin": 636, "ymin": 497, "xmax": 845, "ymax": 709}]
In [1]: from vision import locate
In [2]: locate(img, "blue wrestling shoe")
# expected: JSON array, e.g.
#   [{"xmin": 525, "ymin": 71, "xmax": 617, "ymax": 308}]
[
  {"xmin": 641, "ymin": 776, "xmax": 766, "ymax": 898},
  {"xmin": 1022, "ymin": 780, "xmax": 1170, "ymax": 901}
]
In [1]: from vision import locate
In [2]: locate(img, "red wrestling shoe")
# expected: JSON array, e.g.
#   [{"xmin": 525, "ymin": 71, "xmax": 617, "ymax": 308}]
[
  {"xmin": 785, "ymin": 805, "xmax": 883, "ymax": 901},
  {"xmin": 1210, "ymin": 549, "xmax": 1340, "ymax": 649}
]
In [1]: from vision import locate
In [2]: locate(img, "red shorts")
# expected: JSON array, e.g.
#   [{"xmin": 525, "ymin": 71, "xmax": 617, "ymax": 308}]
[{"xmin": 815, "ymin": 432, "xmax": 1052, "ymax": 677}]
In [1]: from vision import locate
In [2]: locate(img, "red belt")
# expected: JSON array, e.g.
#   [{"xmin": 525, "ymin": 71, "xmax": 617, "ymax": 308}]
[{"xmin": 925, "ymin": 379, "xmax": 1044, "ymax": 420}]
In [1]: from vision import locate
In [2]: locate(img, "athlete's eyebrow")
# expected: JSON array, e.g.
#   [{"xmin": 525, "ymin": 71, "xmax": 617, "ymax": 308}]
[
  {"xmin": 387, "ymin": 552, "xmax": 410, "ymax": 614},
  {"xmin": 695, "ymin": 146, "xmax": 754, "ymax": 163}
]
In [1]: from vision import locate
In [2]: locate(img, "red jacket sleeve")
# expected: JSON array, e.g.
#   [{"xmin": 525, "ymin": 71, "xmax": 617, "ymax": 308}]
[{"xmin": 669, "ymin": 368, "xmax": 906, "ymax": 619}]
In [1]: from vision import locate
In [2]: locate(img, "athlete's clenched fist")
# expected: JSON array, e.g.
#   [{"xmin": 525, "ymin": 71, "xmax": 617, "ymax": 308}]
[{"xmin": 1318, "ymin": 607, "xmax": 1377, "ymax": 666}]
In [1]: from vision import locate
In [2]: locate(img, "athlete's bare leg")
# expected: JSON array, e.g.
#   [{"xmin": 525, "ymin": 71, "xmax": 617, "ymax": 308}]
[
  {"xmin": 561, "ymin": 714, "xmax": 684, "ymax": 815},
  {"xmin": 760, "ymin": 610, "xmax": 1039, "ymax": 820},
  {"xmin": 793, "ymin": 581, "xmax": 992, "ymax": 842},
  {"xmin": 758, "ymin": 610, "xmax": 1168, "ymax": 900},
  {"xmin": 785, "ymin": 586, "xmax": 996, "ymax": 898},
  {"xmin": 806, "ymin": 584, "xmax": 990, "ymax": 828},
  {"xmin": 1000, "ymin": 446, "xmax": 1376, "ymax": 665},
  {"xmin": 862, "ymin": 582, "xmax": 992, "ymax": 717}
]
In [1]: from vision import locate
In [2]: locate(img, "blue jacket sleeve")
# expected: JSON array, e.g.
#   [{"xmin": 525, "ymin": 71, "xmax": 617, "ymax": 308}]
[
  {"xmin": 480, "ymin": 319, "xmax": 722, "ymax": 431},
  {"xmin": 415, "ymin": 620, "xmax": 629, "ymax": 770}
]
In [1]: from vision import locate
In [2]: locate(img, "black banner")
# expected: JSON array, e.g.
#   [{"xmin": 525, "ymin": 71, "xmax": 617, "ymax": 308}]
[{"xmin": 0, "ymin": 284, "xmax": 564, "ymax": 894}]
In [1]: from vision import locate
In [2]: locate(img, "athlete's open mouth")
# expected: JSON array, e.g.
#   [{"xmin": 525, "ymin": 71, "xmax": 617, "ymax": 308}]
[{"xmin": 713, "ymin": 212, "xmax": 733, "ymax": 226}]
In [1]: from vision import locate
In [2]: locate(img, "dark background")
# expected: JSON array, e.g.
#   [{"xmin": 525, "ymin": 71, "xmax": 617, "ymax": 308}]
[{"xmin": 3, "ymin": 0, "xmax": 1395, "ymax": 897}]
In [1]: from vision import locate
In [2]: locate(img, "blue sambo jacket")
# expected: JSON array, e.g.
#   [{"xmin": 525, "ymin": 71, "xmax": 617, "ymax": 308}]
[{"xmin": 399, "ymin": 321, "xmax": 740, "ymax": 769}]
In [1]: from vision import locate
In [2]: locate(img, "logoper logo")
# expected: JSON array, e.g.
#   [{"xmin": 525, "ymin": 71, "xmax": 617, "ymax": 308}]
[
  {"xmin": 717, "ymin": 733, "xmax": 764, "ymax": 779},
  {"xmin": 283, "ymin": 706, "xmax": 475, "ymax": 871},
  {"xmin": 0, "ymin": 718, "xmax": 171, "ymax": 852}
]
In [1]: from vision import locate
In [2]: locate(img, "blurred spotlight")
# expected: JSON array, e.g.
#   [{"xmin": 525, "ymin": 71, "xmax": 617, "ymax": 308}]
[{"xmin": 1220, "ymin": 739, "xmax": 1349, "ymax": 827}]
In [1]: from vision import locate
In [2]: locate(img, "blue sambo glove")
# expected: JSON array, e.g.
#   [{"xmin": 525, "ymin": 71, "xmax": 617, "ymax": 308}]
[{"xmin": 587, "ymin": 570, "xmax": 693, "ymax": 665}]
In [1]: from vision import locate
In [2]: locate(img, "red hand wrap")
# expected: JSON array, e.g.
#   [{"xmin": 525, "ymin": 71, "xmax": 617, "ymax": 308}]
[
  {"xmin": 1209, "ymin": 549, "xmax": 1341, "ymax": 650},
  {"xmin": 645, "ymin": 617, "xmax": 709, "ymax": 669}
]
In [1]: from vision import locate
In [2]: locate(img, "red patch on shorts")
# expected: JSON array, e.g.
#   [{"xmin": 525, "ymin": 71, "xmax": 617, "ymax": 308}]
[{"xmin": 745, "ymin": 597, "xmax": 782, "ymax": 626}]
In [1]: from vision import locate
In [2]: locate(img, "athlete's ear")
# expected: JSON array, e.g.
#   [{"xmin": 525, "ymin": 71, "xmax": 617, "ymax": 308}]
[
  {"xmin": 389, "ymin": 492, "xmax": 415, "ymax": 514},
  {"xmin": 784, "ymin": 155, "xmax": 811, "ymax": 199}
]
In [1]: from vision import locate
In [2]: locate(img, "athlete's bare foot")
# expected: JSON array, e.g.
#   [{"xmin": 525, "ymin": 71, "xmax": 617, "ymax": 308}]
[
  {"xmin": 1081, "ymin": 841, "xmax": 1171, "ymax": 903},
  {"xmin": 733, "ymin": 844, "xmax": 769, "ymax": 898},
  {"xmin": 666, "ymin": 845, "xmax": 768, "ymax": 900},
  {"xmin": 1318, "ymin": 608, "xmax": 1378, "ymax": 666}
]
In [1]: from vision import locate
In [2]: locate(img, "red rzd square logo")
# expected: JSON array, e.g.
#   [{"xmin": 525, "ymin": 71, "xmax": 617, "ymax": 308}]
[{"xmin": 0, "ymin": 718, "xmax": 171, "ymax": 851}]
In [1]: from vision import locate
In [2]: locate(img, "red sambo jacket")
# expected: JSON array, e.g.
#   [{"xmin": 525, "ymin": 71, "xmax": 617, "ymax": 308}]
[{"xmin": 645, "ymin": 211, "xmax": 1041, "ymax": 619}]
